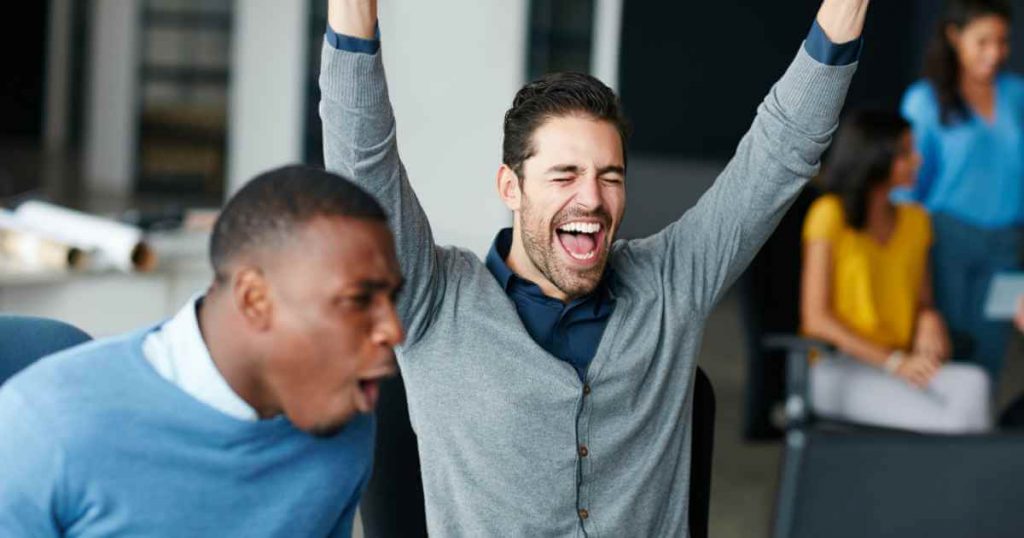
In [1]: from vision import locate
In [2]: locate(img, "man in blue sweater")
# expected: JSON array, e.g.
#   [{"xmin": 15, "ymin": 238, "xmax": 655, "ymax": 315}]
[
  {"xmin": 0, "ymin": 165, "xmax": 404, "ymax": 537},
  {"xmin": 325, "ymin": 0, "xmax": 869, "ymax": 536}
]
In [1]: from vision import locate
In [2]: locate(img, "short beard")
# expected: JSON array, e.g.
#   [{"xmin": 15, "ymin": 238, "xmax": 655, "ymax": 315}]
[{"xmin": 519, "ymin": 194, "xmax": 608, "ymax": 299}]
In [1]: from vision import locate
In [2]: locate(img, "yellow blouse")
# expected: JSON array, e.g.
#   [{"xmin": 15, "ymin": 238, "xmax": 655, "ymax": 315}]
[{"xmin": 802, "ymin": 194, "xmax": 932, "ymax": 350}]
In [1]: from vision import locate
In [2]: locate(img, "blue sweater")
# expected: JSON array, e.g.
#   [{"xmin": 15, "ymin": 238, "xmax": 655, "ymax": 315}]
[
  {"xmin": 0, "ymin": 328, "xmax": 373, "ymax": 537},
  {"xmin": 901, "ymin": 74, "xmax": 1024, "ymax": 229}
]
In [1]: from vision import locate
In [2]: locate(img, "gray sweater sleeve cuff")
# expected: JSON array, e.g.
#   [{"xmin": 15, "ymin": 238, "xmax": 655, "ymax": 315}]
[
  {"xmin": 772, "ymin": 42, "xmax": 858, "ymax": 135},
  {"xmin": 319, "ymin": 40, "xmax": 390, "ymax": 108}
]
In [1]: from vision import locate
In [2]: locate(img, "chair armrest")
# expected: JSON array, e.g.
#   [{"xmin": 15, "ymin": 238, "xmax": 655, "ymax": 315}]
[
  {"xmin": 762, "ymin": 334, "xmax": 836, "ymax": 355},
  {"xmin": 761, "ymin": 334, "xmax": 836, "ymax": 430}
]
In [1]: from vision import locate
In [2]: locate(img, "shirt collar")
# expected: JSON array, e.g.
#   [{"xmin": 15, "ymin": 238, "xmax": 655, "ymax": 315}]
[
  {"xmin": 485, "ymin": 228, "xmax": 518, "ymax": 292},
  {"xmin": 158, "ymin": 294, "xmax": 259, "ymax": 421}
]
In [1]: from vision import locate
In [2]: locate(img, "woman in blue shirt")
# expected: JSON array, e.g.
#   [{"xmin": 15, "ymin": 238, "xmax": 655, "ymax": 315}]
[{"xmin": 902, "ymin": 0, "xmax": 1024, "ymax": 383}]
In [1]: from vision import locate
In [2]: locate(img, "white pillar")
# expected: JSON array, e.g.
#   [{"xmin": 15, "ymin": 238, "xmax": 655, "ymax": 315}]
[
  {"xmin": 83, "ymin": 0, "xmax": 141, "ymax": 196},
  {"xmin": 226, "ymin": 0, "xmax": 310, "ymax": 195},
  {"xmin": 591, "ymin": 0, "xmax": 623, "ymax": 91},
  {"xmin": 377, "ymin": 0, "xmax": 527, "ymax": 256}
]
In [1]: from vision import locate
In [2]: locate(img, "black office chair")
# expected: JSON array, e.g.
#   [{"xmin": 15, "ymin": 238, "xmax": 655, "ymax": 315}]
[
  {"xmin": 359, "ymin": 373, "xmax": 428, "ymax": 538},
  {"xmin": 361, "ymin": 367, "xmax": 716, "ymax": 538},
  {"xmin": 0, "ymin": 315, "xmax": 91, "ymax": 385},
  {"xmin": 773, "ymin": 429, "xmax": 1024, "ymax": 538},
  {"xmin": 689, "ymin": 366, "xmax": 716, "ymax": 538}
]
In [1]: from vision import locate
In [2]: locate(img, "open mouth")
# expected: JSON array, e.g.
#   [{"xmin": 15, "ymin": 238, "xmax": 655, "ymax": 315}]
[
  {"xmin": 555, "ymin": 221, "xmax": 606, "ymax": 266},
  {"xmin": 356, "ymin": 379, "xmax": 380, "ymax": 413},
  {"xmin": 355, "ymin": 366, "xmax": 396, "ymax": 413}
]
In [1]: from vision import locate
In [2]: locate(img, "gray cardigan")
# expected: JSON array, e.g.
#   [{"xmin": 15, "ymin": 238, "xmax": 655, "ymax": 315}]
[{"xmin": 319, "ymin": 42, "xmax": 855, "ymax": 538}]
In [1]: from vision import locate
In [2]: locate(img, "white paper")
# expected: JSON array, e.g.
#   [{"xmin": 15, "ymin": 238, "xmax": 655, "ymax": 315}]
[
  {"xmin": 984, "ymin": 272, "xmax": 1024, "ymax": 320},
  {"xmin": 7, "ymin": 201, "xmax": 155, "ymax": 272}
]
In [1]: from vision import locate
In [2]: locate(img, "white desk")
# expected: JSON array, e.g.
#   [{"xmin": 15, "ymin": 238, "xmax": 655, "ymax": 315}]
[{"xmin": 0, "ymin": 231, "xmax": 212, "ymax": 337}]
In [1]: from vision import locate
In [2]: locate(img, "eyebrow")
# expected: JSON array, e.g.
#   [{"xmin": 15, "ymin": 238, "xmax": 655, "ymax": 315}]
[
  {"xmin": 354, "ymin": 277, "xmax": 406, "ymax": 294},
  {"xmin": 544, "ymin": 164, "xmax": 626, "ymax": 176}
]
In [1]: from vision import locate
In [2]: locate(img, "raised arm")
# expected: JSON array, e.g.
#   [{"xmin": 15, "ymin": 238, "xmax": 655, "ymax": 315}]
[
  {"xmin": 320, "ymin": 0, "xmax": 444, "ymax": 344},
  {"xmin": 624, "ymin": 0, "xmax": 868, "ymax": 317}
]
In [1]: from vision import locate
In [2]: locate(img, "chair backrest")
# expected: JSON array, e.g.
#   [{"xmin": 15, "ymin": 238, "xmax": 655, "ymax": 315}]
[
  {"xmin": 773, "ymin": 429, "xmax": 1024, "ymax": 538},
  {"xmin": 360, "ymin": 374, "xmax": 428, "ymax": 538},
  {"xmin": 0, "ymin": 315, "xmax": 91, "ymax": 385},
  {"xmin": 689, "ymin": 366, "xmax": 716, "ymax": 538}
]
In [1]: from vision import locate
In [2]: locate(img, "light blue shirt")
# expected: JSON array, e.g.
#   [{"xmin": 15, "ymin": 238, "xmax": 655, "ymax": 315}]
[
  {"xmin": 901, "ymin": 74, "xmax": 1024, "ymax": 229},
  {"xmin": 0, "ymin": 328, "xmax": 373, "ymax": 537}
]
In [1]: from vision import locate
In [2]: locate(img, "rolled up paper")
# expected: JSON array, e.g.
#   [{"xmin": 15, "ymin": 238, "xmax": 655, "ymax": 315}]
[
  {"xmin": 9, "ymin": 201, "xmax": 156, "ymax": 272},
  {"xmin": 0, "ymin": 228, "xmax": 88, "ymax": 270}
]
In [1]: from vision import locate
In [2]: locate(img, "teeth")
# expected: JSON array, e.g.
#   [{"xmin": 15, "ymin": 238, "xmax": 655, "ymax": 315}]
[
  {"xmin": 568, "ymin": 250, "xmax": 596, "ymax": 260},
  {"xmin": 558, "ymin": 222, "xmax": 602, "ymax": 234}
]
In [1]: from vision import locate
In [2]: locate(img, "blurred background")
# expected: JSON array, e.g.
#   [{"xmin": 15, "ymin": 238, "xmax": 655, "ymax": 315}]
[{"xmin": 3, "ymin": 1, "xmax": 1024, "ymax": 536}]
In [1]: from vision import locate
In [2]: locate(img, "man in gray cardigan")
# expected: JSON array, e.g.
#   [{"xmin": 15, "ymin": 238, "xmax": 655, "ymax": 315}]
[{"xmin": 321, "ymin": 1, "xmax": 869, "ymax": 535}]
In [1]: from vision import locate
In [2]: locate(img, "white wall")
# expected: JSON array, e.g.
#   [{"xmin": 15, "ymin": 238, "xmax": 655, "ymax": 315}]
[
  {"xmin": 226, "ymin": 0, "xmax": 310, "ymax": 195},
  {"xmin": 83, "ymin": 0, "xmax": 141, "ymax": 196},
  {"xmin": 377, "ymin": 1, "xmax": 527, "ymax": 256}
]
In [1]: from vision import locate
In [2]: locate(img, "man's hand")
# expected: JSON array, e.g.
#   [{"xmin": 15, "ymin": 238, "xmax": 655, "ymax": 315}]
[
  {"xmin": 816, "ymin": 0, "xmax": 870, "ymax": 44},
  {"xmin": 328, "ymin": 0, "xmax": 377, "ymax": 40},
  {"xmin": 913, "ymin": 309, "xmax": 952, "ymax": 363}
]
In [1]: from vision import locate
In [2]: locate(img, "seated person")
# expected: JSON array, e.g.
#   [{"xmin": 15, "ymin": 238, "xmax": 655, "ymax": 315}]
[
  {"xmin": 0, "ymin": 165, "xmax": 404, "ymax": 537},
  {"xmin": 801, "ymin": 110, "xmax": 991, "ymax": 433},
  {"xmin": 1017, "ymin": 296, "xmax": 1024, "ymax": 332}
]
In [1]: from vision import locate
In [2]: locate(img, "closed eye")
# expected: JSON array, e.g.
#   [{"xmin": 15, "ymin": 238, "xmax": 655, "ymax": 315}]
[{"xmin": 341, "ymin": 294, "xmax": 373, "ymax": 309}]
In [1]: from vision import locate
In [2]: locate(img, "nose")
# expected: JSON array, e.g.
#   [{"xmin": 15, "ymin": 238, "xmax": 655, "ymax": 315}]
[
  {"xmin": 574, "ymin": 175, "xmax": 603, "ymax": 210},
  {"xmin": 373, "ymin": 299, "xmax": 405, "ymax": 348}
]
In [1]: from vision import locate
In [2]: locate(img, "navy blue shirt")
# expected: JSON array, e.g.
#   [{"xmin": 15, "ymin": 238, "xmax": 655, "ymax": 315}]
[
  {"xmin": 485, "ymin": 229, "xmax": 614, "ymax": 380},
  {"xmin": 325, "ymin": 21, "xmax": 860, "ymax": 378}
]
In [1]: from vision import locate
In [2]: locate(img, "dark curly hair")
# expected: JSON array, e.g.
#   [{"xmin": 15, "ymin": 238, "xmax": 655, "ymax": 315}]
[{"xmin": 502, "ymin": 72, "xmax": 629, "ymax": 181}]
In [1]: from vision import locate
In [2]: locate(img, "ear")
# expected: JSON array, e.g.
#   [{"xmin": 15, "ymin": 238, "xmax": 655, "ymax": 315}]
[
  {"xmin": 497, "ymin": 164, "xmax": 523, "ymax": 212},
  {"xmin": 232, "ymin": 266, "xmax": 273, "ymax": 332},
  {"xmin": 945, "ymin": 24, "xmax": 961, "ymax": 50}
]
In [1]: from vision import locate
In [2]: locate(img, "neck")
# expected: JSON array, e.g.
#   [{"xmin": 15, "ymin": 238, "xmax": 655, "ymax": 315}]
[
  {"xmin": 506, "ymin": 225, "xmax": 570, "ymax": 302},
  {"xmin": 865, "ymin": 185, "xmax": 896, "ymax": 227},
  {"xmin": 198, "ymin": 289, "xmax": 278, "ymax": 418},
  {"xmin": 960, "ymin": 74, "xmax": 995, "ymax": 97}
]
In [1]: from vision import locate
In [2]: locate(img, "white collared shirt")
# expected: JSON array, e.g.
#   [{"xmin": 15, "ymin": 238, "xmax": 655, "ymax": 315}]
[{"xmin": 142, "ymin": 295, "xmax": 258, "ymax": 421}]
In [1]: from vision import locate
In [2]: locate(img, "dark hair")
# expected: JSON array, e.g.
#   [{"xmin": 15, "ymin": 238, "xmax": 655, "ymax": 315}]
[
  {"xmin": 821, "ymin": 110, "xmax": 911, "ymax": 230},
  {"xmin": 502, "ymin": 72, "xmax": 629, "ymax": 180},
  {"xmin": 923, "ymin": 0, "xmax": 1012, "ymax": 125},
  {"xmin": 209, "ymin": 164, "xmax": 387, "ymax": 282}
]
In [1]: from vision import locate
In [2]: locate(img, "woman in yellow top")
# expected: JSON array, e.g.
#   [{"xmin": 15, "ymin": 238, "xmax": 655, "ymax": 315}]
[{"xmin": 802, "ymin": 110, "xmax": 990, "ymax": 433}]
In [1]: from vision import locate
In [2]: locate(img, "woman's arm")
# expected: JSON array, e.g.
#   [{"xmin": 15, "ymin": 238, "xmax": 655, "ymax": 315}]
[{"xmin": 913, "ymin": 263, "xmax": 952, "ymax": 361}]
